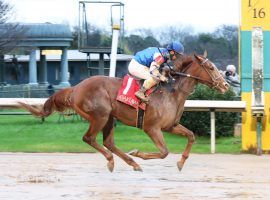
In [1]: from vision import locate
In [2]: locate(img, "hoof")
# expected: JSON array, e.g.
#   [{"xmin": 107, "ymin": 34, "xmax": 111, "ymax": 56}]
[
  {"xmin": 133, "ymin": 165, "xmax": 143, "ymax": 172},
  {"xmin": 177, "ymin": 161, "xmax": 183, "ymax": 172},
  {"xmin": 128, "ymin": 149, "xmax": 139, "ymax": 156},
  {"xmin": 107, "ymin": 160, "xmax": 114, "ymax": 172}
]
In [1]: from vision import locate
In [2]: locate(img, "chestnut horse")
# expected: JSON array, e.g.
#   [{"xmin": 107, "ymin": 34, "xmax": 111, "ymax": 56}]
[{"xmin": 19, "ymin": 53, "xmax": 229, "ymax": 172}]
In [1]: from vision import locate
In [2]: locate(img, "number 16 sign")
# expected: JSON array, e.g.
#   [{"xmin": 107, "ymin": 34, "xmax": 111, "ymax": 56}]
[{"xmin": 242, "ymin": 0, "xmax": 270, "ymax": 30}]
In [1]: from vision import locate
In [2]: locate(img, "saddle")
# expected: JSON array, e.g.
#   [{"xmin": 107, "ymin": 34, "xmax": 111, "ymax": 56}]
[
  {"xmin": 116, "ymin": 71, "xmax": 174, "ymax": 129},
  {"xmin": 116, "ymin": 74, "xmax": 155, "ymax": 110}
]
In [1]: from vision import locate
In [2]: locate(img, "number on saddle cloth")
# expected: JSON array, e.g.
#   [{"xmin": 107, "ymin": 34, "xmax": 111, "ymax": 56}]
[{"xmin": 116, "ymin": 74, "xmax": 158, "ymax": 109}]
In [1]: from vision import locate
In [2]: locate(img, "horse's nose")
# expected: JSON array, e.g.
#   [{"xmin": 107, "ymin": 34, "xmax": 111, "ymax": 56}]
[{"xmin": 223, "ymin": 82, "xmax": 229, "ymax": 89}]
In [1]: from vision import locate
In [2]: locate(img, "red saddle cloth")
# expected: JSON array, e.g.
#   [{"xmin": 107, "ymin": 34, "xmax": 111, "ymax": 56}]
[{"xmin": 117, "ymin": 75, "xmax": 151, "ymax": 110}]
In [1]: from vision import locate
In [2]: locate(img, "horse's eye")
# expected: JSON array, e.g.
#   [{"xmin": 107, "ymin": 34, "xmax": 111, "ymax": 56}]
[{"xmin": 207, "ymin": 64, "xmax": 214, "ymax": 70}]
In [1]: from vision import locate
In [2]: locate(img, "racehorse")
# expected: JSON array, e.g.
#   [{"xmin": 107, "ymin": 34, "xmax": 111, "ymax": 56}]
[{"xmin": 19, "ymin": 52, "xmax": 229, "ymax": 172}]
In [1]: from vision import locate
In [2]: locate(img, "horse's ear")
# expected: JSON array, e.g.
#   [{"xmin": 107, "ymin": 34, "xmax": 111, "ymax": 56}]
[
  {"xmin": 193, "ymin": 52, "xmax": 200, "ymax": 60},
  {"xmin": 203, "ymin": 50, "xmax": 208, "ymax": 58},
  {"xmin": 194, "ymin": 53, "xmax": 203, "ymax": 63}
]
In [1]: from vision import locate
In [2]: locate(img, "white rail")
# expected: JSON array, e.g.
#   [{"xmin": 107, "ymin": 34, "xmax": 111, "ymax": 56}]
[{"xmin": 0, "ymin": 98, "xmax": 47, "ymax": 108}]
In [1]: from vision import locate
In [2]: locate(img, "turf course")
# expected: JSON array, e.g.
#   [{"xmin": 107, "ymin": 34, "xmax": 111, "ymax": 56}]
[{"xmin": 0, "ymin": 113, "xmax": 241, "ymax": 153}]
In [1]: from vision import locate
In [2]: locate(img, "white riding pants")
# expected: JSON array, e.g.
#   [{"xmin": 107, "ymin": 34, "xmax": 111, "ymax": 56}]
[{"xmin": 128, "ymin": 59, "xmax": 151, "ymax": 80}]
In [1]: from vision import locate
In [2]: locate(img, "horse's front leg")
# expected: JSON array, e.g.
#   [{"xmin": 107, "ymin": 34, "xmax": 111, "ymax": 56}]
[
  {"xmin": 129, "ymin": 128, "xmax": 169, "ymax": 160},
  {"xmin": 168, "ymin": 124, "xmax": 195, "ymax": 171}
]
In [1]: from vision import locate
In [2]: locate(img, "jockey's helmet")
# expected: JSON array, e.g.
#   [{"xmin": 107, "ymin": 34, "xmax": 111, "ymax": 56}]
[{"xmin": 167, "ymin": 42, "xmax": 184, "ymax": 54}]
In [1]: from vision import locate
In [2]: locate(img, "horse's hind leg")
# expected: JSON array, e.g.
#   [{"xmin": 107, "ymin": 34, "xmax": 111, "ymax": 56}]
[
  {"xmin": 82, "ymin": 118, "xmax": 114, "ymax": 171},
  {"xmin": 102, "ymin": 116, "xmax": 142, "ymax": 172}
]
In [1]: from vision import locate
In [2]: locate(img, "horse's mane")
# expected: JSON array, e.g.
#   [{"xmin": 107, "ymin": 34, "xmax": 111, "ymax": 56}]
[{"xmin": 179, "ymin": 55, "xmax": 194, "ymax": 72}]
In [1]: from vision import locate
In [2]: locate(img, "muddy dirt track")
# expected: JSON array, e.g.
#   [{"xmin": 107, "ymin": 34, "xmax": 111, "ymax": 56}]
[{"xmin": 0, "ymin": 153, "xmax": 269, "ymax": 200}]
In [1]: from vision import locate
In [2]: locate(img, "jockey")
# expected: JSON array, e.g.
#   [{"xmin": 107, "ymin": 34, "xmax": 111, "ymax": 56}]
[{"xmin": 128, "ymin": 41, "xmax": 184, "ymax": 102}]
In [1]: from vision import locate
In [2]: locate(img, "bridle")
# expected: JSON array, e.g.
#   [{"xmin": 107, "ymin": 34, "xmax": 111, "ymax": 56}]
[{"xmin": 171, "ymin": 57, "xmax": 223, "ymax": 89}]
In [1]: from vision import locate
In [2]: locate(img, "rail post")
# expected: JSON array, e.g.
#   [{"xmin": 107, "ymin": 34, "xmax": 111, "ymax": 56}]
[
  {"xmin": 109, "ymin": 24, "xmax": 120, "ymax": 77},
  {"xmin": 210, "ymin": 108, "xmax": 216, "ymax": 153}
]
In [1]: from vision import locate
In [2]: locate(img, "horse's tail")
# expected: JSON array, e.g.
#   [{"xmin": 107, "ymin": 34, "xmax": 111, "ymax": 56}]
[{"xmin": 18, "ymin": 87, "xmax": 73, "ymax": 118}]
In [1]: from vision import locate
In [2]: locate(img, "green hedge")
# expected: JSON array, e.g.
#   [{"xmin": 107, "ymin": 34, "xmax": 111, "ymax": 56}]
[{"xmin": 180, "ymin": 84, "xmax": 239, "ymax": 137}]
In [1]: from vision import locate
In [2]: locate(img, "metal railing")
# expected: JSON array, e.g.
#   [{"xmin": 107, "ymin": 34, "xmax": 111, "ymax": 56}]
[{"xmin": 0, "ymin": 84, "xmax": 56, "ymax": 98}]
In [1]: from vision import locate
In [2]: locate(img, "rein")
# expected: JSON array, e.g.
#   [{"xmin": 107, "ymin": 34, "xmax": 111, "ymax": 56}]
[
  {"xmin": 172, "ymin": 71, "xmax": 212, "ymax": 84},
  {"xmin": 170, "ymin": 57, "xmax": 222, "ymax": 89}
]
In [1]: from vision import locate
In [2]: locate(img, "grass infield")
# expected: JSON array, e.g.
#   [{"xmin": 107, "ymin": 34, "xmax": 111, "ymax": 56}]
[{"xmin": 0, "ymin": 113, "xmax": 241, "ymax": 153}]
